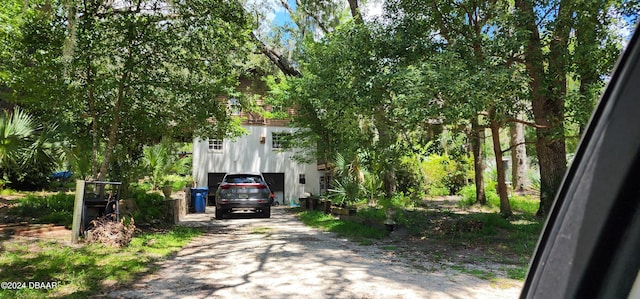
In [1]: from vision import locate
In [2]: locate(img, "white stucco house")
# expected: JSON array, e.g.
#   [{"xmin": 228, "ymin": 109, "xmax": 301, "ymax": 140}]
[{"xmin": 191, "ymin": 75, "xmax": 323, "ymax": 205}]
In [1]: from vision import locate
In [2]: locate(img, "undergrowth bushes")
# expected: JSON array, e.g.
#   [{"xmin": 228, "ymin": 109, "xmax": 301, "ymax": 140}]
[
  {"xmin": 9, "ymin": 186, "xmax": 175, "ymax": 228},
  {"xmin": 127, "ymin": 188, "xmax": 166, "ymax": 224},
  {"xmin": 458, "ymin": 181, "xmax": 539, "ymax": 215},
  {"xmin": 421, "ymin": 154, "xmax": 472, "ymax": 196},
  {"xmin": 12, "ymin": 192, "xmax": 75, "ymax": 227}
]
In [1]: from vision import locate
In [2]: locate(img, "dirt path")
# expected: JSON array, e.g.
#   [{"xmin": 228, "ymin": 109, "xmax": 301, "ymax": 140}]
[{"xmin": 106, "ymin": 207, "xmax": 522, "ymax": 299}]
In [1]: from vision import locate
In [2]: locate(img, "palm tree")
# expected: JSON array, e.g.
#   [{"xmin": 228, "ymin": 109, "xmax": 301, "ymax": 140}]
[
  {"xmin": 22, "ymin": 122, "xmax": 62, "ymax": 174},
  {"xmin": 0, "ymin": 107, "xmax": 35, "ymax": 168},
  {"xmin": 0, "ymin": 107, "xmax": 61, "ymax": 189},
  {"xmin": 142, "ymin": 138, "xmax": 187, "ymax": 190},
  {"xmin": 328, "ymin": 153, "xmax": 365, "ymax": 206}
]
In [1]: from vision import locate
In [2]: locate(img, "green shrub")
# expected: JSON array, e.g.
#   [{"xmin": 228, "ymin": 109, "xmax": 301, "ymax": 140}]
[
  {"xmin": 128, "ymin": 188, "xmax": 165, "ymax": 223},
  {"xmin": 458, "ymin": 184, "xmax": 477, "ymax": 205},
  {"xmin": 12, "ymin": 193, "xmax": 75, "ymax": 227},
  {"xmin": 379, "ymin": 192, "xmax": 415, "ymax": 209},
  {"xmin": 129, "ymin": 182, "xmax": 153, "ymax": 192},
  {"xmin": 161, "ymin": 174, "xmax": 192, "ymax": 191},
  {"xmin": 459, "ymin": 182, "xmax": 539, "ymax": 216},
  {"xmin": 428, "ymin": 185, "xmax": 450, "ymax": 196},
  {"xmin": 421, "ymin": 154, "xmax": 472, "ymax": 196},
  {"xmin": 328, "ymin": 175, "xmax": 363, "ymax": 206},
  {"xmin": 397, "ymin": 155, "xmax": 427, "ymax": 197},
  {"xmin": 458, "ymin": 181, "xmax": 500, "ymax": 208},
  {"xmin": 356, "ymin": 207, "xmax": 386, "ymax": 222}
]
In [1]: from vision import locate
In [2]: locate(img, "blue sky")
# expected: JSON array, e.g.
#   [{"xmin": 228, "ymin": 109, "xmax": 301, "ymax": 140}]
[
  {"xmin": 260, "ymin": 0, "xmax": 384, "ymax": 34},
  {"xmin": 272, "ymin": 0, "xmax": 296, "ymax": 28}
]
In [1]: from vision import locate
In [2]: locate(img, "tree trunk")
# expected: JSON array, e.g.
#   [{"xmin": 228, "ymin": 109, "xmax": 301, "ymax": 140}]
[
  {"xmin": 534, "ymin": 128, "xmax": 566, "ymax": 216},
  {"xmin": 347, "ymin": 0, "xmax": 363, "ymax": 24},
  {"xmin": 490, "ymin": 118, "xmax": 512, "ymax": 217},
  {"xmin": 374, "ymin": 108, "xmax": 396, "ymax": 198},
  {"xmin": 383, "ymin": 169, "xmax": 396, "ymax": 198},
  {"xmin": 515, "ymin": 0, "xmax": 569, "ymax": 217},
  {"xmin": 96, "ymin": 69, "xmax": 128, "ymax": 181},
  {"xmin": 510, "ymin": 120, "xmax": 529, "ymax": 192},
  {"xmin": 470, "ymin": 116, "xmax": 486, "ymax": 204},
  {"xmin": 536, "ymin": 0, "xmax": 570, "ymax": 216},
  {"xmin": 79, "ymin": 7, "xmax": 98, "ymax": 179},
  {"xmin": 86, "ymin": 62, "xmax": 98, "ymax": 179}
]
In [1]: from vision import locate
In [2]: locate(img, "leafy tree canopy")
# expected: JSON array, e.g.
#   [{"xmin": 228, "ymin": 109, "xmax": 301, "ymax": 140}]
[{"xmin": 2, "ymin": 0, "xmax": 253, "ymax": 180}]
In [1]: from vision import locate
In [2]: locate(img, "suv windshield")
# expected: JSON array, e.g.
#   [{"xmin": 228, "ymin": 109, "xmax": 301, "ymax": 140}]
[{"xmin": 224, "ymin": 174, "xmax": 264, "ymax": 184}]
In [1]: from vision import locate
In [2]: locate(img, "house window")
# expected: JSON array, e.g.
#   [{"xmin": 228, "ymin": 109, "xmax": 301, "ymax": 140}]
[
  {"xmin": 208, "ymin": 139, "xmax": 223, "ymax": 151},
  {"xmin": 272, "ymin": 132, "xmax": 291, "ymax": 149},
  {"xmin": 271, "ymin": 105, "xmax": 283, "ymax": 113},
  {"xmin": 319, "ymin": 175, "xmax": 332, "ymax": 195},
  {"xmin": 299, "ymin": 174, "xmax": 306, "ymax": 184},
  {"xmin": 229, "ymin": 98, "xmax": 241, "ymax": 116}
]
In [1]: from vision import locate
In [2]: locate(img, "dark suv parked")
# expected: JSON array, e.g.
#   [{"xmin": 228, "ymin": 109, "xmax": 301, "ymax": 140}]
[{"xmin": 214, "ymin": 172, "xmax": 274, "ymax": 219}]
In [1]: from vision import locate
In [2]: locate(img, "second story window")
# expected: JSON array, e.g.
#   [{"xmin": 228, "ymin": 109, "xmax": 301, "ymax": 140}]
[
  {"xmin": 271, "ymin": 105, "xmax": 283, "ymax": 113},
  {"xmin": 272, "ymin": 132, "xmax": 291, "ymax": 149},
  {"xmin": 208, "ymin": 138, "xmax": 223, "ymax": 151},
  {"xmin": 229, "ymin": 98, "xmax": 241, "ymax": 116}
]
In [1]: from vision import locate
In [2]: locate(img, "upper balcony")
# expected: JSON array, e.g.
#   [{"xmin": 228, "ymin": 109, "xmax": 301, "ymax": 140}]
[{"xmin": 228, "ymin": 72, "xmax": 295, "ymax": 127}]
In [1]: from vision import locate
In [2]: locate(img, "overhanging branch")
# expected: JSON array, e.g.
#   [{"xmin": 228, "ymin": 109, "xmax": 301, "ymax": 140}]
[
  {"xmin": 501, "ymin": 141, "xmax": 536, "ymax": 154},
  {"xmin": 251, "ymin": 32, "xmax": 301, "ymax": 77},
  {"xmin": 505, "ymin": 117, "xmax": 549, "ymax": 129}
]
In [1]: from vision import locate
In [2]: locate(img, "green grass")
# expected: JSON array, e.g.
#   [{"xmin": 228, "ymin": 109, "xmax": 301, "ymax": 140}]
[
  {"xmin": 0, "ymin": 188, "xmax": 18, "ymax": 196},
  {"xmin": 296, "ymin": 198, "xmax": 542, "ymax": 282},
  {"xmin": 432, "ymin": 212, "xmax": 542, "ymax": 256},
  {"xmin": 425, "ymin": 211, "xmax": 541, "ymax": 281},
  {"xmin": 298, "ymin": 210, "xmax": 387, "ymax": 241},
  {"xmin": 451, "ymin": 265, "xmax": 497, "ymax": 281},
  {"xmin": 297, "ymin": 188, "xmax": 544, "ymax": 285},
  {"xmin": 504, "ymin": 266, "xmax": 528, "ymax": 280},
  {"xmin": 509, "ymin": 195, "xmax": 540, "ymax": 215},
  {"xmin": 0, "ymin": 226, "xmax": 202, "ymax": 298},
  {"xmin": 458, "ymin": 184, "xmax": 540, "ymax": 215},
  {"xmin": 353, "ymin": 207, "xmax": 385, "ymax": 222}
]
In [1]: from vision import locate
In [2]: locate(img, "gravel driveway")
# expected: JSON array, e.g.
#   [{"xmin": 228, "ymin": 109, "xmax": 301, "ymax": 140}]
[{"xmin": 107, "ymin": 206, "xmax": 522, "ymax": 299}]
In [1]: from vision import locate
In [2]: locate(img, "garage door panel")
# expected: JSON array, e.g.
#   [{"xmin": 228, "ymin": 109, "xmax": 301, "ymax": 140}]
[
  {"xmin": 262, "ymin": 173, "xmax": 285, "ymax": 192},
  {"xmin": 207, "ymin": 173, "xmax": 226, "ymax": 188}
]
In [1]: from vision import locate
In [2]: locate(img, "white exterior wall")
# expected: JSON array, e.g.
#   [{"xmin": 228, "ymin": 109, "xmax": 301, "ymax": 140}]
[{"xmin": 192, "ymin": 125, "xmax": 321, "ymax": 203}]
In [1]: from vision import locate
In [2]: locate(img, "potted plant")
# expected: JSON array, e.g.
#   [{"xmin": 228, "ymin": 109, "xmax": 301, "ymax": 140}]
[{"xmin": 161, "ymin": 180, "xmax": 173, "ymax": 199}]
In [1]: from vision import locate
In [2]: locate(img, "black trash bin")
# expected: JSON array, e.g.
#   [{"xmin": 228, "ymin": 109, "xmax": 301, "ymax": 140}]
[{"xmin": 190, "ymin": 187, "xmax": 208, "ymax": 213}]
